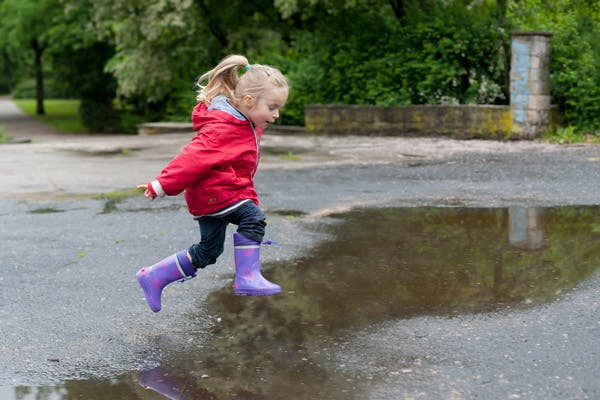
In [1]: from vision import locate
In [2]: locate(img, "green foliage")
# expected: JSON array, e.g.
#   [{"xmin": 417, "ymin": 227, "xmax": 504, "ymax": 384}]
[
  {"xmin": 0, "ymin": 0, "xmax": 60, "ymax": 44},
  {"xmin": 400, "ymin": 2, "xmax": 508, "ymax": 105},
  {"xmin": 46, "ymin": 2, "xmax": 121, "ymax": 133},
  {"xmin": 542, "ymin": 125, "xmax": 580, "ymax": 144},
  {"xmin": 91, "ymin": 0, "xmax": 213, "ymax": 107},
  {"xmin": 0, "ymin": 0, "xmax": 65, "ymax": 115},
  {"xmin": 0, "ymin": 44, "xmax": 26, "ymax": 93},
  {"xmin": 162, "ymin": 83, "xmax": 199, "ymax": 122},
  {"xmin": 12, "ymin": 79, "xmax": 72, "ymax": 99},
  {"xmin": 277, "ymin": 1, "xmax": 508, "ymax": 124},
  {"xmin": 0, "ymin": 79, "xmax": 10, "ymax": 94},
  {"xmin": 89, "ymin": 0, "xmax": 296, "ymax": 121},
  {"xmin": 542, "ymin": 125, "xmax": 600, "ymax": 144},
  {"xmin": 79, "ymin": 98, "xmax": 121, "ymax": 133}
]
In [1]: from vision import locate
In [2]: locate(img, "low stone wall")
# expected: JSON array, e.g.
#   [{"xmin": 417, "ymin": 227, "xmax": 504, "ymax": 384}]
[
  {"xmin": 138, "ymin": 106, "xmax": 549, "ymax": 140},
  {"xmin": 137, "ymin": 121, "xmax": 305, "ymax": 136},
  {"xmin": 305, "ymin": 104, "xmax": 516, "ymax": 139},
  {"xmin": 137, "ymin": 122, "xmax": 193, "ymax": 135}
]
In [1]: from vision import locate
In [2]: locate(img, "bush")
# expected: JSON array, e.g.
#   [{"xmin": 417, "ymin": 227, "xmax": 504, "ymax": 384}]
[
  {"xmin": 277, "ymin": 2, "xmax": 508, "ymax": 125},
  {"xmin": 0, "ymin": 78, "xmax": 10, "ymax": 94},
  {"xmin": 79, "ymin": 98, "xmax": 121, "ymax": 133},
  {"xmin": 163, "ymin": 84, "xmax": 198, "ymax": 122},
  {"xmin": 12, "ymin": 78, "xmax": 74, "ymax": 99}
]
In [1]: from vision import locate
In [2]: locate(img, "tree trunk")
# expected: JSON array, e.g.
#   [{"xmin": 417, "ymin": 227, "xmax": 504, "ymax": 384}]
[
  {"xmin": 388, "ymin": 0, "xmax": 406, "ymax": 24},
  {"xmin": 31, "ymin": 38, "xmax": 45, "ymax": 116},
  {"xmin": 1, "ymin": 49, "xmax": 13, "ymax": 93},
  {"xmin": 498, "ymin": 0, "xmax": 511, "ymax": 103}
]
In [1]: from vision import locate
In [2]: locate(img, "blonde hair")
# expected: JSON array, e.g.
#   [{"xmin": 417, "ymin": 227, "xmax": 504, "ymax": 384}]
[{"xmin": 196, "ymin": 54, "xmax": 288, "ymax": 105}]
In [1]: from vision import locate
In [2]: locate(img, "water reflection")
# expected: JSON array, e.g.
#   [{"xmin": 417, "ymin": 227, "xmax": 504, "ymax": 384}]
[
  {"xmin": 508, "ymin": 207, "xmax": 545, "ymax": 250},
  {"xmin": 8, "ymin": 206, "xmax": 600, "ymax": 399},
  {"xmin": 139, "ymin": 367, "xmax": 213, "ymax": 399}
]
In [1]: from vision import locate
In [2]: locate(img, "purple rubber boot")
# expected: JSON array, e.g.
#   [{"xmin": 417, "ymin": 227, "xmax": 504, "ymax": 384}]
[
  {"xmin": 233, "ymin": 233, "xmax": 281, "ymax": 296},
  {"xmin": 136, "ymin": 250, "xmax": 196, "ymax": 312}
]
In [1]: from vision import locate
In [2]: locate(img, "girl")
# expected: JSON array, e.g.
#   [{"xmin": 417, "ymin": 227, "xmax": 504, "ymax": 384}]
[{"xmin": 136, "ymin": 54, "xmax": 289, "ymax": 312}]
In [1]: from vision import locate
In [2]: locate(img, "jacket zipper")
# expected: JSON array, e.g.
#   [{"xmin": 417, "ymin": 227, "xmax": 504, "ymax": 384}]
[{"xmin": 249, "ymin": 122, "xmax": 260, "ymax": 177}]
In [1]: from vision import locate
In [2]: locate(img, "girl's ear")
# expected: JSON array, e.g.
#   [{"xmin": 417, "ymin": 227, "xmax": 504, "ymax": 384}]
[{"xmin": 242, "ymin": 95, "xmax": 255, "ymax": 108}]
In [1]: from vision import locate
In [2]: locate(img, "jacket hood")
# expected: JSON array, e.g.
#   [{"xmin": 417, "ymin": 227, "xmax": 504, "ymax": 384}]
[{"xmin": 191, "ymin": 97, "xmax": 250, "ymax": 132}]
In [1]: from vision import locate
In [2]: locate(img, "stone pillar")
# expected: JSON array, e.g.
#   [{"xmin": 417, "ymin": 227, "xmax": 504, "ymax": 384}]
[{"xmin": 510, "ymin": 31, "xmax": 553, "ymax": 139}]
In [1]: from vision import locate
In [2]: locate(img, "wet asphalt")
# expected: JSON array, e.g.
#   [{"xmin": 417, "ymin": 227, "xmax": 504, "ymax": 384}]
[{"xmin": 1, "ymin": 96, "xmax": 600, "ymax": 399}]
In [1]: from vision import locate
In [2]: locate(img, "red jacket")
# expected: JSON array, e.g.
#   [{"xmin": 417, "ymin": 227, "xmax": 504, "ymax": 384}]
[{"xmin": 150, "ymin": 101, "xmax": 262, "ymax": 216}]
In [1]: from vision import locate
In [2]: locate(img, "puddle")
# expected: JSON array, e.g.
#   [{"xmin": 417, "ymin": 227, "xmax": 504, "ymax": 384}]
[{"xmin": 6, "ymin": 206, "xmax": 600, "ymax": 399}]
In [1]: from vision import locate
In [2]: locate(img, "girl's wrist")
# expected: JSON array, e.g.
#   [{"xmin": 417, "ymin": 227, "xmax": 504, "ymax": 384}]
[{"xmin": 149, "ymin": 180, "xmax": 166, "ymax": 198}]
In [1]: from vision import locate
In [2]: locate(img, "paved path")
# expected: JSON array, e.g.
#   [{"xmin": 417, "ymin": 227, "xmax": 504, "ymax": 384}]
[
  {"xmin": 0, "ymin": 96, "xmax": 576, "ymax": 202},
  {"xmin": 0, "ymin": 96, "xmax": 63, "ymax": 141}
]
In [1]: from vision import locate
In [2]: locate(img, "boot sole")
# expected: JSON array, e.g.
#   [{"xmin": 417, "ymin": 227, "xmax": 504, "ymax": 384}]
[{"xmin": 234, "ymin": 288, "xmax": 281, "ymax": 296}]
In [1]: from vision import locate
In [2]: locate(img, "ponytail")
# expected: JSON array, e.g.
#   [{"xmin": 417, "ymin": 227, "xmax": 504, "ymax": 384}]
[
  {"xmin": 196, "ymin": 55, "xmax": 249, "ymax": 104},
  {"xmin": 196, "ymin": 54, "xmax": 289, "ymax": 106}
]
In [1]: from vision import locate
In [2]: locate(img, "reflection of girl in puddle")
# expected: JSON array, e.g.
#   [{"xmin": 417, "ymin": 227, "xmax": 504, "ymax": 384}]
[
  {"xmin": 139, "ymin": 367, "xmax": 195, "ymax": 400},
  {"xmin": 135, "ymin": 55, "xmax": 289, "ymax": 312},
  {"xmin": 139, "ymin": 366, "xmax": 268, "ymax": 399}
]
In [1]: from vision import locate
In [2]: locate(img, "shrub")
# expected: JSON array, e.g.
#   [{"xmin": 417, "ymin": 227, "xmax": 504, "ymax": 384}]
[
  {"xmin": 79, "ymin": 98, "xmax": 121, "ymax": 133},
  {"xmin": 277, "ymin": 2, "xmax": 508, "ymax": 125},
  {"xmin": 12, "ymin": 78, "xmax": 73, "ymax": 99}
]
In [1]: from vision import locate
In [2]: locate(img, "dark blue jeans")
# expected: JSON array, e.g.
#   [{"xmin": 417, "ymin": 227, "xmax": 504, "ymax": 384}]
[{"xmin": 188, "ymin": 200, "xmax": 266, "ymax": 269}]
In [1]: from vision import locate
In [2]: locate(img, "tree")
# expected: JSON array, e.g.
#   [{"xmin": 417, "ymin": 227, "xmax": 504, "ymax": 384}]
[
  {"xmin": 88, "ymin": 0, "xmax": 297, "ymax": 120},
  {"xmin": 0, "ymin": 0, "xmax": 62, "ymax": 115},
  {"xmin": 47, "ymin": 0, "xmax": 120, "ymax": 132}
]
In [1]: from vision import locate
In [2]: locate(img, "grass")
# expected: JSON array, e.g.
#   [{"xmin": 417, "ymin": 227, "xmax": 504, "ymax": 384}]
[
  {"xmin": 541, "ymin": 125, "xmax": 600, "ymax": 144},
  {"xmin": 14, "ymin": 99, "xmax": 86, "ymax": 134},
  {"xmin": 0, "ymin": 125, "xmax": 9, "ymax": 142},
  {"xmin": 92, "ymin": 188, "xmax": 143, "ymax": 200},
  {"xmin": 279, "ymin": 151, "xmax": 301, "ymax": 161}
]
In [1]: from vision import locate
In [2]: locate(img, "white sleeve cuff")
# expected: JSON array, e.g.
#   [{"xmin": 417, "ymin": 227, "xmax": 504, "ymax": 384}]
[{"xmin": 150, "ymin": 179, "xmax": 166, "ymax": 198}]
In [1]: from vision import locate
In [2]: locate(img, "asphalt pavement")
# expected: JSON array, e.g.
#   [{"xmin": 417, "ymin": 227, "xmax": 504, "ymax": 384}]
[{"xmin": 1, "ymin": 96, "xmax": 600, "ymax": 399}]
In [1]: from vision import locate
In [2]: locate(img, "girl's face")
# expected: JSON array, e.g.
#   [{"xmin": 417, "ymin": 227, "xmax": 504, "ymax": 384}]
[{"xmin": 240, "ymin": 86, "xmax": 288, "ymax": 130}]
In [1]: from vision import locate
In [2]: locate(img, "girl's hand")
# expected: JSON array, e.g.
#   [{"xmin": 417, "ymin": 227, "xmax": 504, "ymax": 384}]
[{"xmin": 137, "ymin": 184, "xmax": 156, "ymax": 200}]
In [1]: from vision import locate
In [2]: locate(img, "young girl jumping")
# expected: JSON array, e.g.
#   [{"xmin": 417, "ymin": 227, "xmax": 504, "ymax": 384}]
[{"xmin": 136, "ymin": 54, "xmax": 289, "ymax": 312}]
